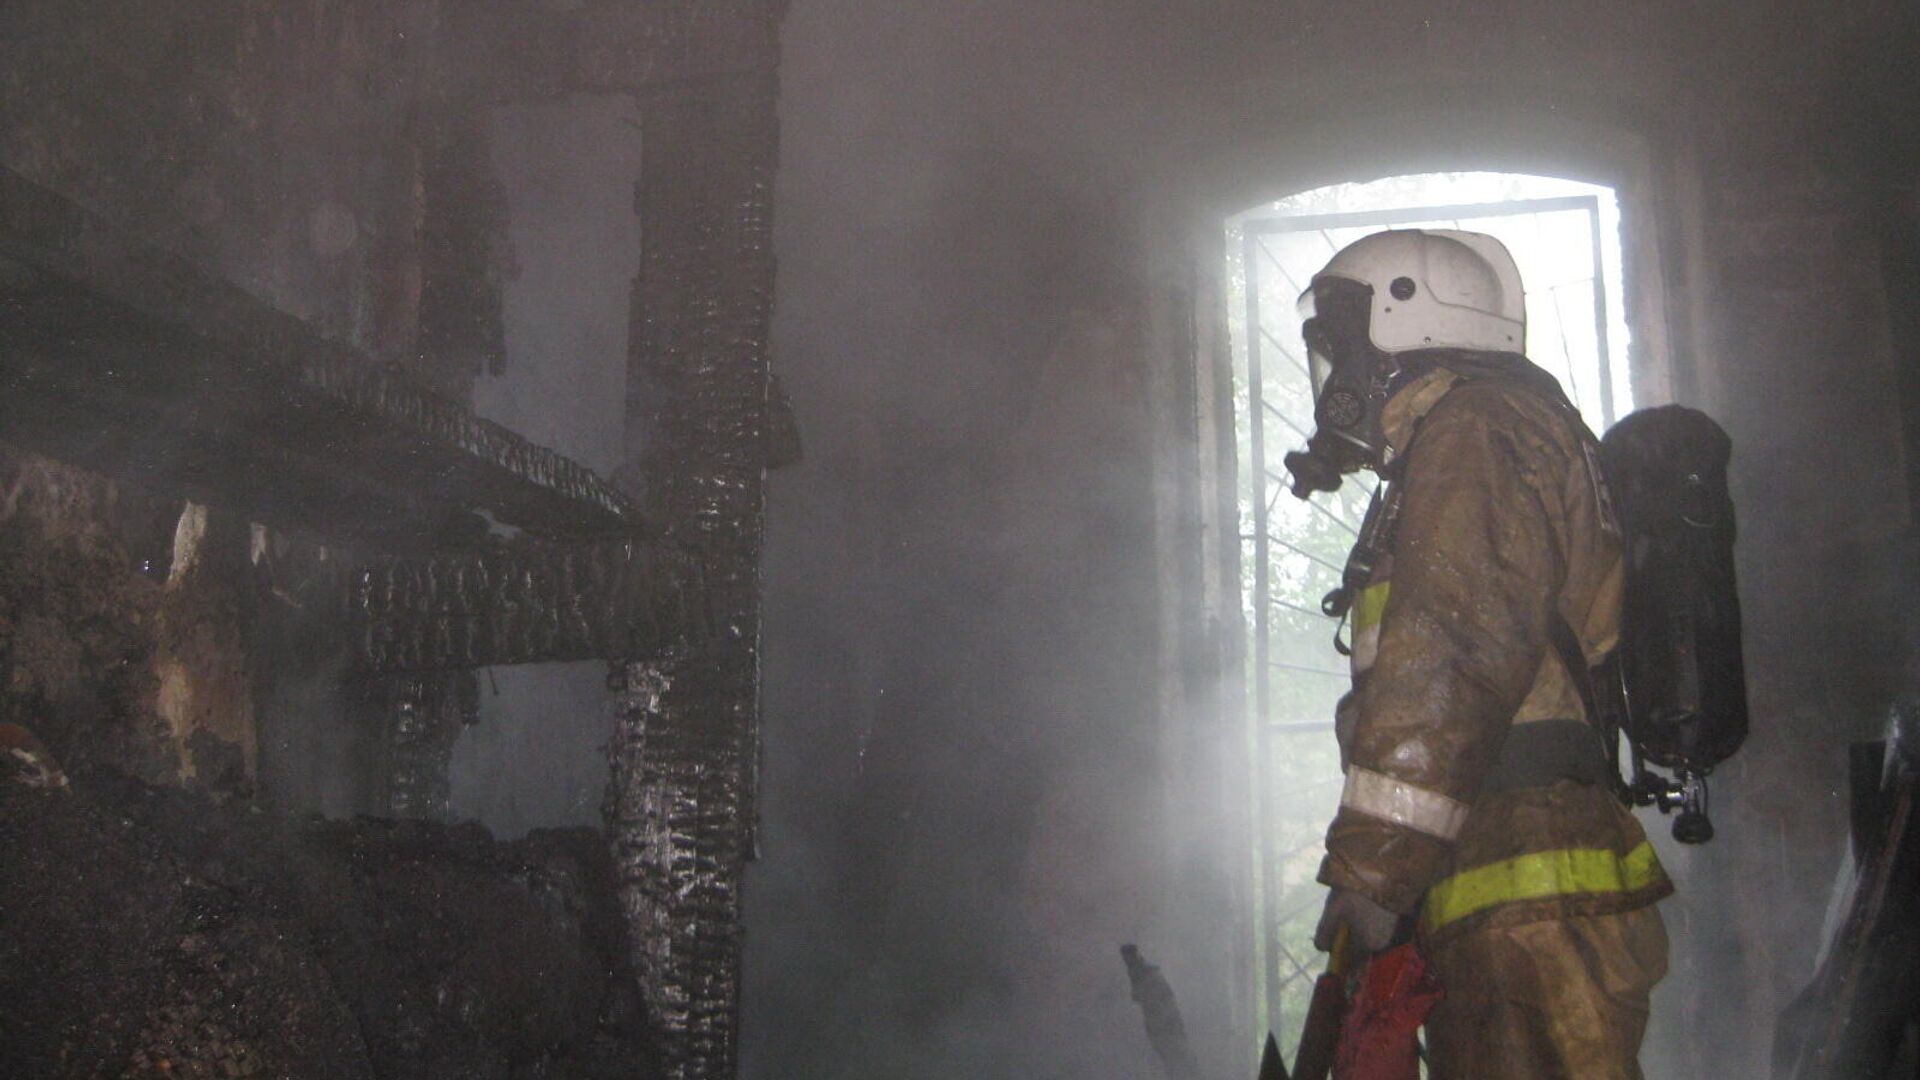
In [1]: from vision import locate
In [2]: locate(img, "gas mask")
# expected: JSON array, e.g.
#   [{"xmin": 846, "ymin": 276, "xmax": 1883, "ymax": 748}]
[{"xmin": 1283, "ymin": 278, "xmax": 1423, "ymax": 498}]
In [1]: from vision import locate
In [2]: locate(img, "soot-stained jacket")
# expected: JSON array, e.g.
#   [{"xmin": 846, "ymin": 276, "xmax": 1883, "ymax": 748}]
[{"xmin": 1318, "ymin": 364, "xmax": 1672, "ymax": 944}]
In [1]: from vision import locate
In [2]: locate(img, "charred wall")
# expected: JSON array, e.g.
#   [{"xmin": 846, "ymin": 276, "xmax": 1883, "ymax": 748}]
[
  {"xmin": 3, "ymin": 2, "xmax": 786, "ymax": 1078},
  {"xmin": 0, "ymin": 453, "xmax": 175, "ymax": 784},
  {"xmin": 0, "ymin": 0, "xmax": 497, "ymax": 394},
  {"xmin": 0, "ymin": 0, "xmax": 504, "ymax": 793}
]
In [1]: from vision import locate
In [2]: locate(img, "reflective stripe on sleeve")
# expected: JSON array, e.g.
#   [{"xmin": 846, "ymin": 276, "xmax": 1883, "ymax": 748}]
[
  {"xmin": 1353, "ymin": 581, "xmax": 1391, "ymax": 630},
  {"xmin": 1351, "ymin": 623, "xmax": 1381, "ymax": 672},
  {"xmin": 1349, "ymin": 582, "xmax": 1390, "ymax": 672},
  {"xmin": 1340, "ymin": 766, "xmax": 1471, "ymax": 841},
  {"xmin": 1420, "ymin": 841, "xmax": 1666, "ymax": 933}
]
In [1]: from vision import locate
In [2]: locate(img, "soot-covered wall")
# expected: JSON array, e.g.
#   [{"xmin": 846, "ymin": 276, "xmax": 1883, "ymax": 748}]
[
  {"xmin": 2, "ymin": 3, "xmax": 780, "ymax": 1076},
  {"xmin": 0, "ymin": 0, "xmax": 481, "ymax": 800},
  {"xmin": 758, "ymin": 2, "xmax": 1920, "ymax": 1078}
]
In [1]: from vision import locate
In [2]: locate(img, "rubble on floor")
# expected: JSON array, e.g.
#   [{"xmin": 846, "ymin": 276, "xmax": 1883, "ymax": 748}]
[{"xmin": 0, "ymin": 759, "xmax": 657, "ymax": 1079}]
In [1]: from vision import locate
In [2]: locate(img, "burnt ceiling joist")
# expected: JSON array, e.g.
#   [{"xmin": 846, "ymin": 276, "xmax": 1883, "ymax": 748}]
[{"xmin": 0, "ymin": 165, "xmax": 635, "ymax": 550}]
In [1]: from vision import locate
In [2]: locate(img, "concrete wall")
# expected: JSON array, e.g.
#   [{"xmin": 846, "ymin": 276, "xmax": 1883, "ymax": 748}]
[{"xmin": 1665, "ymin": 111, "xmax": 1918, "ymax": 1072}]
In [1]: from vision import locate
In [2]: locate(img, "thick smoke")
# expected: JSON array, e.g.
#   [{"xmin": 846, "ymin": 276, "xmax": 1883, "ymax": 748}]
[{"xmin": 748, "ymin": 4, "xmax": 1251, "ymax": 1078}]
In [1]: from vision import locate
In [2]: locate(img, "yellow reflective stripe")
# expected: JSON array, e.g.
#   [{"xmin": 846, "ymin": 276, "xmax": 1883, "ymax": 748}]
[
  {"xmin": 1420, "ymin": 841, "xmax": 1665, "ymax": 932},
  {"xmin": 1353, "ymin": 581, "xmax": 1391, "ymax": 631}
]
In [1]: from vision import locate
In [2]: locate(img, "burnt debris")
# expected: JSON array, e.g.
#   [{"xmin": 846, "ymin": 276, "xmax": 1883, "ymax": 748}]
[{"xmin": 0, "ymin": 767, "xmax": 653, "ymax": 1079}]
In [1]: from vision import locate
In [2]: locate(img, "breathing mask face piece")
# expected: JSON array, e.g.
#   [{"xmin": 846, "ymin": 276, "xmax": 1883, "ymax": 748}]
[{"xmin": 1283, "ymin": 278, "xmax": 1394, "ymax": 497}]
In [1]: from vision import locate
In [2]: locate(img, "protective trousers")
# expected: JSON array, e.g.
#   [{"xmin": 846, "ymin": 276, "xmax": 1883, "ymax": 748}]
[{"xmin": 1423, "ymin": 906, "xmax": 1668, "ymax": 1080}]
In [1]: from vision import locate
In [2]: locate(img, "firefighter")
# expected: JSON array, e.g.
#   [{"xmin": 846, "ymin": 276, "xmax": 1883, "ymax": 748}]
[{"xmin": 1288, "ymin": 229, "xmax": 1673, "ymax": 1079}]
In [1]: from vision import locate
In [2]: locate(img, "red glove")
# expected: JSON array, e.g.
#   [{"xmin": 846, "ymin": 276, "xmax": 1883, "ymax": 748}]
[{"xmin": 1333, "ymin": 942, "xmax": 1443, "ymax": 1080}]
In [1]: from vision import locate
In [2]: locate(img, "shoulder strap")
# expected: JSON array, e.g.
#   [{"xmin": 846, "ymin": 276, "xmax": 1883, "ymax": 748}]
[
  {"xmin": 1546, "ymin": 612, "xmax": 1600, "ymax": 724},
  {"xmin": 1321, "ymin": 371, "xmax": 1477, "ymax": 625},
  {"xmin": 1547, "ymin": 611, "xmax": 1631, "ymax": 801}
]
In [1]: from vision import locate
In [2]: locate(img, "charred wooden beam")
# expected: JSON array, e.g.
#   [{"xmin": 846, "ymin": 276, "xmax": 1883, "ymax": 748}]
[
  {"xmin": 350, "ymin": 538, "xmax": 711, "ymax": 673},
  {"xmin": 606, "ymin": 40, "xmax": 783, "ymax": 1080},
  {"xmin": 0, "ymin": 165, "xmax": 634, "ymax": 548}
]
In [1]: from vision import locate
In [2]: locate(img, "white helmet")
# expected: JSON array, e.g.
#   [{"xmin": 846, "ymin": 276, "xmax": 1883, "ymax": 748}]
[{"xmin": 1305, "ymin": 228, "xmax": 1526, "ymax": 356}]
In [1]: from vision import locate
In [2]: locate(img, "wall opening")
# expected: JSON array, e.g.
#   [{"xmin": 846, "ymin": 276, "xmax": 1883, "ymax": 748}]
[
  {"xmin": 448, "ymin": 661, "xmax": 612, "ymax": 837},
  {"xmin": 444, "ymin": 94, "xmax": 642, "ymax": 839},
  {"xmin": 1223, "ymin": 171, "xmax": 1643, "ymax": 1052},
  {"xmin": 472, "ymin": 93, "xmax": 640, "ymax": 476}
]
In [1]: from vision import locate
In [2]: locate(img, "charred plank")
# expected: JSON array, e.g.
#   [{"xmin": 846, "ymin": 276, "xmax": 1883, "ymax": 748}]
[{"xmin": 350, "ymin": 539, "xmax": 712, "ymax": 673}]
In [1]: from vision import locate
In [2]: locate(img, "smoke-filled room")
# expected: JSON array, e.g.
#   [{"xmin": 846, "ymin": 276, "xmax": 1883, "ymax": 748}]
[{"xmin": 2, "ymin": 2, "xmax": 1918, "ymax": 1078}]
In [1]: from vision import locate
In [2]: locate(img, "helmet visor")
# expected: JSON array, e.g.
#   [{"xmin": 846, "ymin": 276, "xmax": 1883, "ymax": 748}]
[
  {"xmin": 1297, "ymin": 277, "xmax": 1373, "ymax": 398},
  {"xmin": 1302, "ymin": 318, "xmax": 1337, "ymax": 399}
]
